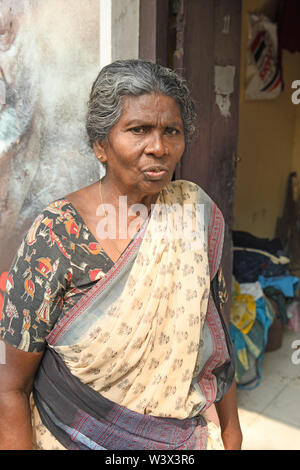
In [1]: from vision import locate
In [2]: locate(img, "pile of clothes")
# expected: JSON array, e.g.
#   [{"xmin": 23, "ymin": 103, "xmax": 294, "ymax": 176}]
[{"xmin": 230, "ymin": 231, "xmax": 300, "ymax": 389}]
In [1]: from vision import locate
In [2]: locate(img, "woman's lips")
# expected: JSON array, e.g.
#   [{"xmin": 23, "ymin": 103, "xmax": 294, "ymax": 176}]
[{"xmin": 142, "ymin": 166, "xmax": 169, "ymax": 180}]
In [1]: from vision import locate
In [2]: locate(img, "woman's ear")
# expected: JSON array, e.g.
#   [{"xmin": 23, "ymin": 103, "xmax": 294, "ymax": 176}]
[{"xmin": 93, "ymin": 141, "xmax": 107, "ymax": 164}]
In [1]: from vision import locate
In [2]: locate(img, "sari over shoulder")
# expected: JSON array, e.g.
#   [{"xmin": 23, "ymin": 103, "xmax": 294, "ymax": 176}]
[{"xmin": 31, "ymin": 180, "xmax": 235, "ymax": 450}]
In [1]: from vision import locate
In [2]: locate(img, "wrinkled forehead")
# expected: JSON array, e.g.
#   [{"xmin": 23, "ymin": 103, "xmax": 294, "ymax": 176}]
[{"xmin": 120, "ymin": 93, "xmax": 183, "ymax": 124}]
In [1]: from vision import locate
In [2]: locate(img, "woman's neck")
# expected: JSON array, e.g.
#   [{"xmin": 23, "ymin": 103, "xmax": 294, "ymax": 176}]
[{"xmin": 100, "ymin": 177, "xmax": 160, "ymax": 213}]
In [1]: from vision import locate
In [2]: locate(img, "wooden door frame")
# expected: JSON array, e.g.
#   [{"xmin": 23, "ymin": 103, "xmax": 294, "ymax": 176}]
[{"xmin": 139, "ymin": 0, "xmax": 169, "ymax": 66}]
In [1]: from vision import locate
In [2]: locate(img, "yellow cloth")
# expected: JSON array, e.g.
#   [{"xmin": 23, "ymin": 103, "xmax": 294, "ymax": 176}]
[{"xmin": 230, "ymin": 282, "xmax": 256, "ymax": 335}]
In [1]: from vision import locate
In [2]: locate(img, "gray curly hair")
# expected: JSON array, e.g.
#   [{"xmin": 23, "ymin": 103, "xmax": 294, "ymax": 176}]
[{"xmin": 86, "ymin": 59, "xmax": 197, "ymax": 147}]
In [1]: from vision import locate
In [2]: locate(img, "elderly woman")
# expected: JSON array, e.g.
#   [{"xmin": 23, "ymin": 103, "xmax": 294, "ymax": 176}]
[{"xmin": 0, "ymin": 60, "xmax": 242, "ymax": 450}]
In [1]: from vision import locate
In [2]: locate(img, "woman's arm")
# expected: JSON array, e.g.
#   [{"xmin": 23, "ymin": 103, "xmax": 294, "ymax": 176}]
[
  {"xmin": 0, "ymin": 341, "xmax": 43, "ymax": 450},
  {"xmin": 215, "ymin": 380, "xmax": 243, "ymax": 450},
  {"xmin": 212, "ymin": 281, "xmax": 242, "ymax": 450}
]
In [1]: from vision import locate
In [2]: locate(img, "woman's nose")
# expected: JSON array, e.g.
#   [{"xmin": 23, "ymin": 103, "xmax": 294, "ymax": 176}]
[{"xmin": 145, "ymin": 131, "xmax": 167, "ymax": 157}]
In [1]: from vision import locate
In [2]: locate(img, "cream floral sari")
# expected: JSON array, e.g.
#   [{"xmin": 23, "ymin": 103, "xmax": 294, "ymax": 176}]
[{"xmin": 32, "ymin": 180, "xmax": 233, "ymax": 450}]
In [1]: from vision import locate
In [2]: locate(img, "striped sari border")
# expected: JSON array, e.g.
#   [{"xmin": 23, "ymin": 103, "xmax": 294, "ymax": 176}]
[{"xmin": 208, "ymin": 203, "xmax": 224, "ymax": 280}]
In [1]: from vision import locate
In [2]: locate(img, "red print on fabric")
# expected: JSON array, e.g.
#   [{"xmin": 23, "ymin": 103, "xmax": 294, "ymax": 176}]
[{"xmin": 0, "ymin": 272, "xmax": 8, "ymax": 321}]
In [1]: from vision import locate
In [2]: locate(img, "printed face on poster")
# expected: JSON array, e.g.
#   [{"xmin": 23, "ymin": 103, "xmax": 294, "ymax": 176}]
[{"xmin": 0, "ymin": 0, "xmax": 101, "ymax": 276}]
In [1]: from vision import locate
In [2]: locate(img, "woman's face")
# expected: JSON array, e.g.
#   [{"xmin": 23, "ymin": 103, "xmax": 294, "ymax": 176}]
[{"xmin": 94, "ymin": 93, "xmax": 185, "ymax": 198}]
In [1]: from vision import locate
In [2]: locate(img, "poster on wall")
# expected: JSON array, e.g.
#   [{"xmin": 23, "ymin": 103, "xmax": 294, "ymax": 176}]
[
  {"xmin": 245, "ymin": 13, "xmax": 283, "ymax": 100},
  {"xmin": 0, "ymin": 0, "xmax": 102, "ymax": 284}
]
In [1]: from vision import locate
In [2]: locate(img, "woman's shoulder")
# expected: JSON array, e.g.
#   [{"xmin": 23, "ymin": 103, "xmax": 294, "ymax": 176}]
[
  {"xmin": 166, "ymin": 179, "xmax": 220, "ymax": 209},
  {"xmin": 28, "ymin": 188, "xmax": 90, "ymax": 245},
  {"xmin": 40, "ymin": 182, "xmax": 95, "ymax": 220},
  {"xmin": 24, "ymin": 199, "xmax": 75, "ymax": 246}
]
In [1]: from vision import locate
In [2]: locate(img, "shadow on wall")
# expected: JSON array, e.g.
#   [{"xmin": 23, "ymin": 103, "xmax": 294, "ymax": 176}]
[{"xmin": 0, "ymin": 0, "xmax": 103, "ymax": 274}]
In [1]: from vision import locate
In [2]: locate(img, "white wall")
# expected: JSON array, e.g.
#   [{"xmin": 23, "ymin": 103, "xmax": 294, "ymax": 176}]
[
  {"xmin": 99, "ymin": 0, "xmax": 140, "ymax": 69},
  {"xmin": 0, "ymin": 0, "xmax": 141, "ymax": 273}
]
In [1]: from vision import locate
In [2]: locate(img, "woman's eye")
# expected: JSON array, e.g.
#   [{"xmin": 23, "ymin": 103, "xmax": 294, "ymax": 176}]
[
  {"xmin": 131, "ymin": 126, "xmax": 147, "ymax": 134},
  {"xmin": 165, "ymin": 128, "xmax": 179, "ymax": 136}
]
